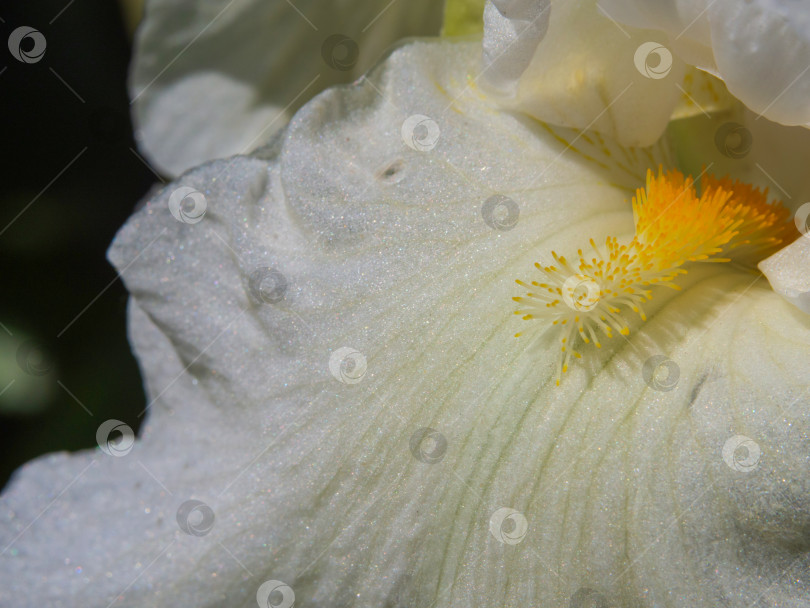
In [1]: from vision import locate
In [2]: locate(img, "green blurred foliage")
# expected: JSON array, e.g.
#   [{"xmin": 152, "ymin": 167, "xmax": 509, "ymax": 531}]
[
  {"xmin": 1, "ymin": 1, "xmax": 155, "ymax": 487},
  {"xmin": 443, "ymin": 0, "xmax": 486, "ymax": 36}
]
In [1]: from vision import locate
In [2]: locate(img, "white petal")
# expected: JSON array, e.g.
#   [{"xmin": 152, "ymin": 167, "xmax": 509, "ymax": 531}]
[
  {"xmin": 760, "ymin": 236, "xmax": 810, "ymax": 314},
  {"xmin": 129, "ymin": 0, "xmax": 444, "ymax": 177},
  {"xmin": 3, "ymin": 39, "xmax": 810, "ymax": 608},
  {"xmin": 669, "ymin": 68, "xmax": 736, "ymax": 120},
  {"xmin": 0, "ymin": 300, "xmax": 249, "ymax": 606},
  {"xmin": 593, "ymin": 0, "xmax": 717, "ymax": 71},
  {"xmin": 710, "ymin": 0, "xmax": 810, "ymax": 127},
  {"xmin": 481, "ymin": 0, "xmax": 550, "ymax": 93},
  {"xmin": 598, "ymin": 0, "xmax": 810, "ymax": 127},
  {"xmin": 480, "ymin": 0, "xmax": 687, "ymax": 147}
]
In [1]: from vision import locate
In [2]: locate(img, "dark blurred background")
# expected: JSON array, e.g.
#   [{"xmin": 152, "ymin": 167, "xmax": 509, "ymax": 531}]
[{"xmin": 0, "ymin": 0, "xmax": 152, "ymax": 488}]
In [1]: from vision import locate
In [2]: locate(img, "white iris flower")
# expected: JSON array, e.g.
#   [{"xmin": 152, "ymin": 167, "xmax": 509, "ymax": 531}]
[{"xmin": 2, "ymin": 1, "xmax": 810, "ymax": 607}]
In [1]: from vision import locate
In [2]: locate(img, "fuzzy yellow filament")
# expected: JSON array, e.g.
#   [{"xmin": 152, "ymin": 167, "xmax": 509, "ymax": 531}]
[{"xmin": 514, "ymin": 168, "xmax": 797, "ymax": 385}]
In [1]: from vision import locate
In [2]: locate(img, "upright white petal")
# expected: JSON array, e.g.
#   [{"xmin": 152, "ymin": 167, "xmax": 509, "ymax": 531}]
[
  {"xmin": 598, "ymin": 0, "xmax": 810, "ymax": 127},
  {"xmin": 480, "ymin": 0, "xmax": 688, "ymax": 147},
  {"xmin": 129, "ymin": 0, "xmax": 443, "ymax": 177},
  {"xmin": 2, "ymin": 39, "xmax": 810, "ymax": 608},
  {"xmin": 588, "ymin": 0, "xmax": 717, "ymax": 71}
]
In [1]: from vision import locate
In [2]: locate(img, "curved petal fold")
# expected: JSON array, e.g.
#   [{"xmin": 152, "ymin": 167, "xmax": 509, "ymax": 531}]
[{"xmin": 129, "ymin": 0, "xmax": 444, "ymax": 176}]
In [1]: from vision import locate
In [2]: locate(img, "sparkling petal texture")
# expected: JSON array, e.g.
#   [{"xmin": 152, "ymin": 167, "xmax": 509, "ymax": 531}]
[
  {"xmin": 597, "ymin": 0, "xmax": 810, "ymax": 127},
  {"xmin": 129, "ymin": 0, "xmax": 443, "ymax": 177},
  {"xmin": 480, "ymin": 0, "xmax": 687, "ymax": 147},
  {"xmin": 3, "ymin": 40, "xmax": 810, "ymax": 607},
  {"xmin": 481, "ymin": 0, "xmax": 550, "ymax": 92}
]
